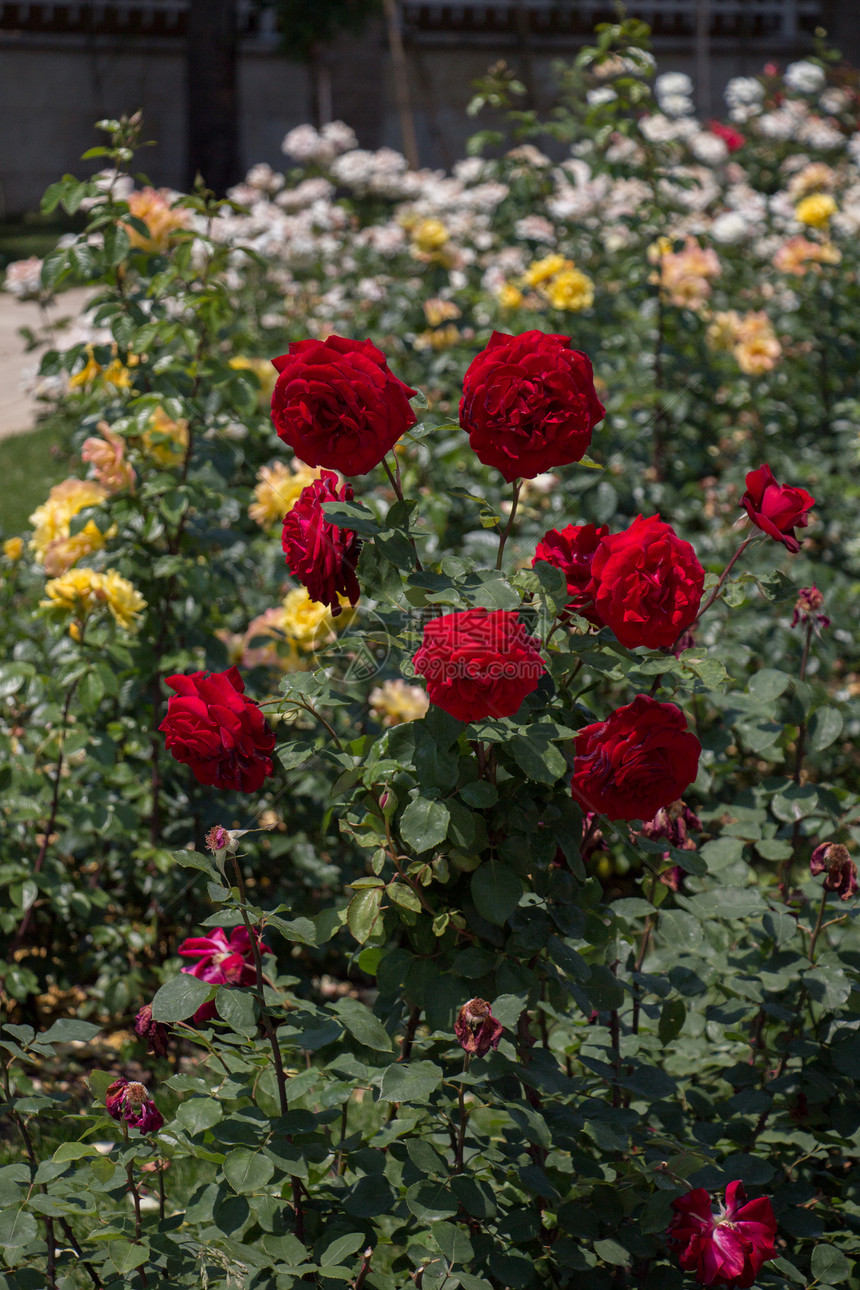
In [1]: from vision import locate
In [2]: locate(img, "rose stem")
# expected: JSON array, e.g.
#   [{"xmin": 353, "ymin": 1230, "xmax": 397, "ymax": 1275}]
[
  {"xmin": 496, "ymin": 478, "xmax": 523, "ymax": 570},
  {"xmin": 780, "ymin": 617, "xmax": 816, "ymax": 900},
  {"xmin": 230, "ymin": 852, "xmax": 305, "ymax": 1240},
  {"xmin": 382, "ymin": 454, "xmax": 423, "ymax": 570},
  {"xmin": 453, "ymin": 1053, "xmax": 472, "ymax": 1173}
]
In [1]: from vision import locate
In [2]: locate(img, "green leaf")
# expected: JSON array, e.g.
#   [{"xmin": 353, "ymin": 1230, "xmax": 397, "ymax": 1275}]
[
  {"xmin": 320, "ymin": 1233, "xmax": 366, "ymax": 1267},
  {"xmin": 379, "ymin": 1060, "xmax": 443, "ymax": 1103},
  {"xmin": 53, "ymin": 1141, "xmax": 102, "ymax": 1163},
  {"xmin": 658, "ymin": 999, "xmax": 686, "ymax": 1044},
  {"xmin": 508, "ymin": 732, "xmax": 567, "ymax": 784},
  {"xmin": 151, "ymin": 972, "xmax": 213, "ymax": 1023},
  {"xmin": 347, "ymin": 887, "xmax": 384, "ymax": 944},
  {"xmin": 0, "ymin": 1207, "xmax": 38, "ymax": 1247},
  {"xmin": 748, "ymin": 668, "xmax": 790, "ymax": 702},
  {"xmin": 216, "ymin": 987, "xmax": 259, "ymax": 1038},
  {"xmin": 109, "ymin": 1239, "xmax": 150, "ymax": 1274},
  {"xmin": 471, "ymin": 861, "xmax": 523, "ymax": 925},
  {"xmin": 811, "ymin": 1246, "xmax": 852, "ymax": 1283},
  {"xmin": 41, "ymin": 1019, "xmax": 101, "ymax": 1045},
  {"xmin": 331, "ymin": 997, "xmax": 394, "ymax": 1052},
  {"xmin": 808, "ymin": 706, "xmax": 843, "ymax": 752},
  {"xmin": 400, "ymin": 797, "xmax": 450, "ymax": 853},
  {"xmin": 594, "ymin": 1239, "xmax": 630, "ymax": 1267},
  {"xmin": 223, "ymin": 1148, "xmax": 275, "ymax": 1193},
  {"xmin": 433, "ymin": 1220, "xmax": 474, "ymax": 1264},
  {"xmin": 175, "ymin": 1097, "xmax": 223, "ymax": 1135},
  {"xmin": 406, "ymin": 1180, "xmax": 459, "ymax": 1221}
]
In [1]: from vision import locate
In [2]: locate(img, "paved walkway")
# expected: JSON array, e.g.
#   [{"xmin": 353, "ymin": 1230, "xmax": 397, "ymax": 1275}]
[{"xmin": 0, "ymin": 287, "xmax": 91, "ymax": 440}]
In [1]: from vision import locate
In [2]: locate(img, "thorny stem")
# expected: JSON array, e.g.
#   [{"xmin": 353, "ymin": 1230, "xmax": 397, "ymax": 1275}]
[
  {"xmin": 399, "ymin": 1005, "xmax": 422, "ymax": 1064},
  {"xmin": 692, "ymin": 537, "xmax": 756, "ymax": 630},
  {"xmin": 807, "ymin": 888, "xmax": 830, "ymax": 964},
  {"xmin": 3, "ymin": 1063, "xmax": 59, "ymax": 1288},
  {"xmin": 59, "ymin": 1220, "xmax": 103, "ymax": 1288},
  {"xmin": 496, "ymin": 478, "xmax": 522, "ymax": 570},
  {"xmin": 782, "ymin": 618, "xmax": 816, "ymax": 899},
  {"xmin": 122, "ymin": 1122, "xmax": 148, "ymax": 1288},
  {"xmin": 10, "ymin": 680, "xmax": 77, "ymax": 954},
  {"xmin": 630, "ymin": 872, "xmax": 660, "ymax": 1040},
  {"xmin": 453, "ymin": 1054, "xmax": 472, "ymax": 1173},
  {"xmin": 354, "ymin": 1248, "xmax": 374, "ymax": 1290},
  {"xmin": 335, "ymin": 1100, "xmax": 349, "ymax": 1176},
  {"xmin": 230, "ymin": 853, "xmax": 304, "ymax": 1241}
]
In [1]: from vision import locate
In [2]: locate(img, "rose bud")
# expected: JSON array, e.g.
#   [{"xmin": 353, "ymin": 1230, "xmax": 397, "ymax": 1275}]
[
  {"xmin": 270, "ymin": 336, "xmax": 416, "ymax": 476},
  {"xmin": 105, "ymin": 1077, "xmax": 164, "ymax": 1134},
  {"xmin": 572, "ymin": 695, "xmax": 701, "ymax": 822},
  {"xmin": 281, "ymin": 470, "xmax": 360, "ymax": 615},
  {"xmin": 740, "ymin": 464, "xmax": 814, "ymax": 553},
  {"xmin": 159, "ymin": 666, "xmax": 275, "ymax": 793},
  {"xmin": 667, "ymin": 1180, "xmax": 777, "ymax": 1287},
  {"xmin": 791, "ymin": 585, "xmax": 830, "ymax": 631},
  {"xmin": 459, "ymin": 330, "xmax": 605, "ymax": 482},
  {"xmin": 134, "ymin": 1005, "xmax": 170, "ymax": 1058},
  {"xmin": 810, "ymin": 842, "xmax": 858, "ymax": 901},
  {"xmin": 454, "ymin": 998, "xmax": 504, "ymax": 1058}
]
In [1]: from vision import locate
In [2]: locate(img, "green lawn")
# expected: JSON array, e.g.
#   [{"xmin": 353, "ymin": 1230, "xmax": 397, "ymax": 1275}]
[{"xmin": 0, "ymin": 417, "xmax": 77, "ymax": 535}]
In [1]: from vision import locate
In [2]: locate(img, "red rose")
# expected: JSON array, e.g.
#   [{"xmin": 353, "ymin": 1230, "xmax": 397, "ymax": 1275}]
[
  {"xmin": 413, "ymin": 608, "xmax": 545, "ymax": 723},
  {"xmin": 532, "ymin": 522, "xmax": 608, "ymax": 624},
  {"xmin": 159, "ymin": 666, "xmax": 275, "ymax": 793},
  {"xmin": 588, "ymin": 514, "xmax": 704, "ymax": 650},
  {"xmin": 740, "ymin": 464, "xmax": 814, "ymax": 553},
  {"xmin": 571, "ymin": 694, "xmax": 701, "ymax": 821},
  {"xmin": 281, "ymin": 470, "xmax": 360, "ymax": 615},
  {"xmin": 178, "ymin": 925, "xmax": 272, "ymax": 1023},
  {"xmin": 667, "ymin": 1181, "xmax": 777, "ymax": 1288},
  {"xmin": 270, "ymin": 335, "xmax": 416, "ymax": 476},
  {"xmin": 459, "ymin": 330, "xmax": 606, "ymax": 482},
  {"xmin": 105, "ymin": 1078, "xmax": 164, "ymax": 1134},
  {"xmin": 707, "ymin": 119, "xmax": 746, "ymax": 152}
]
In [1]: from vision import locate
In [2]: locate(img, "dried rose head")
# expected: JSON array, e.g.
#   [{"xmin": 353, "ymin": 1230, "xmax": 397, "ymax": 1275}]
[
  {"xmin": 810, "ymin": 842, "xmax": 857, "ymax": 901},
  {"xmin": 134, "ymin": 1004, "xmax": 170, "ymax": 1058},
  {"xmin": 454, "ymin": 998, "xmax": 504, "ymax": 1058}
]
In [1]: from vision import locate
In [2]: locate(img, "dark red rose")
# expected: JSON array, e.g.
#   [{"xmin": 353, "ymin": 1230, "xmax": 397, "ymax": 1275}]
[
  {"xmin": 134, "ymin": 1005, "xmax": 170, "ymax": 1058},
  {"xmin": 588, "ymin": 514, "xmax": 704, "ymax": 650},
  {"xmin": 791, "ymin": 585, "xmax": 829, "ymax": 630},
  {"xmin": 159, "ymin": 666, "xmax": 275, "ymax": 793},
  {"xmin": 105, "ymin": 1078, "xmax": 164, "ymax": 1134},
  {"xmin": 412, "ymin": 608, "xmax": 545, "ymax": 723},
  {"xmin": 178, "ymin": 924, "xmax": 271, "ymax": 1022},
  {"xmin": 572, "ymin": 694, "xmax": 701, "ymax": 822},
  {"xmin": 740, "ymin": 464, "xmax": 814, "ymax": 553},
  {"xmin": 459, "ymin": 330, "xmax": 606, "ymax": 482},
  {"xmin": 707, "ymin": 119, "xmax": 746, "ymax": 151},
  {"xmin": 281, "ymin": 470, "xmax": 360, "ymax": 615},
  {"xmin": 455, "ymin": 998, "xmax": 504, "ymax": 1058},
  {"xmin": 270, "ymin": 336, "xmax": 416, "ymax": 476},
  {"xmin": 667, "ymin": 1181, "xmax": 777, "ymax": 1288},
  {"xmin": 532, "ymin": 523, "xmax": 608, "ymax": 624},
  {"xmin": 810, "ymin": 842, "xmax": 858, "ymax": 901}
]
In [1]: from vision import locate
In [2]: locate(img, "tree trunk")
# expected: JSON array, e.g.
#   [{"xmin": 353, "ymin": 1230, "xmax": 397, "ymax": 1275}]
[{"xmin": 186, "ymin": 0, "xmax": 241, "ymax": 195}]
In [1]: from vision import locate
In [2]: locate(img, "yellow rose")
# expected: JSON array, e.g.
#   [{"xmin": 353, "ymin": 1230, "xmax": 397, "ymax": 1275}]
[
  {"xmin": 523, "ymin": 254, "xmax": 567, "ymax": 288},
  {"xmin": 544, "ymin": 267, "xmax": 595, "ymax": 312},
  {"xmin": 412, "ymin": 219, "xmax": 450, "ymax": 253},
  {"xmin": 795, "ymin": 193, "xmax": 837, "ymax": 228},
  {"xmin": 3, "ymin": 536, "xmax": 23, "ymax": 562}
]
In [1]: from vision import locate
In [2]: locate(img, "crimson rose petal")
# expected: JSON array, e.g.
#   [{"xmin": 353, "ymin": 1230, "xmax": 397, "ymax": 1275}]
[
  {"xmin": 270, "ymin": 336, "xmax": 416, "ymax": 476},
  {"xmin": 459, "ymin": 330, "xmax": 605, "ymax": 482},
  {"xmin": 532, "ymin": 523, "xmax": 608, "ymax": 624},
  {"xmin": 572, "ymin": 694, "xmax": 701, "ymax": 821},
  {"xmin": 667, "ymin": 1181, "xmax": 777, "ymax": 1288}
]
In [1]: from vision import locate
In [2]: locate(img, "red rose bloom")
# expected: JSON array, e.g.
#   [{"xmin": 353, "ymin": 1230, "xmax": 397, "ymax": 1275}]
[
  {"xmin": 572, "ymin": 694, "xmax": 701, "ymax": 821},
  {"xmin": 532, "ymin": 523, "xmax": 608, "ymax": 624},
  {"xmin": 459, "ymin": 330, "xmax": 606, "ymax": 482},
  {"xmin": 740, "ymin": 464, "xmax": 814, "ymax": 553},
  {"xmin": 413, "ymin": 608, "xmax": 545, "ymax": 723},
  {"xmin": 159, "ymin": 666, "xmax": 275, "ymax": 793},
  {"xmin": 270, "ymin": 336, "xmax": 416, "ymax": 476},
  {"xmin": 589, "ymin": 514, "xmax": 704, "ymax": 650},
  {"xmin": 667, "ymin": 1181, "xmax": 777, "ymax": 1288},
  {"xmin": 281, "ymin": 470, "xmax": 360, "ymax": 615},
  {"xmin": 455, "ymin": 998, "xmax": 504, "ymax": 1058},
  {"xmin": 707, "ymin": 120, "xmax": 746, "ymax": 152}
]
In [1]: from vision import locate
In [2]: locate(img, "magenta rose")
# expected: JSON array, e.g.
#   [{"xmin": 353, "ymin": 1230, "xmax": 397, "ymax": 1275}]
[
  {"xmin": 159, "ymin": 666, "xmax": 275, "ymax": 793},
  {"xmin": 459, "ymin": 330, "xmax": 606, "ymax": 482},
  {"xmin": 667, "ymin": 1181, "xmax": 777, "ymax": 1288},
  {"xmin": 571, "ymin": 694, "xmax": 701, "ymax": 821},
  {"xmin": 412, "ymin": 608, "xmax": 545, "ymax": 723},
  {"xmin": 281, "ymin": 470, "xmax": 360, "ymax": 614},
  {"xmin": 270, "ymin": 335, "xmax": 416, "ymax": 476}
]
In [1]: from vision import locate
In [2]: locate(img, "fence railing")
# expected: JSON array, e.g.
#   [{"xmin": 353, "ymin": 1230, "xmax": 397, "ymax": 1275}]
[{"xmin": 0, "ymin": 1, "xmax": 278, "ymax": 37}]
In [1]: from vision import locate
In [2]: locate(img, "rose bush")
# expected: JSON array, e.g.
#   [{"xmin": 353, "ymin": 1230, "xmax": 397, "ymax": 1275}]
[{"xmin": 1, "ymin": 27, "xmax": 859, "ymax": 1290}]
